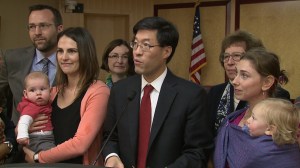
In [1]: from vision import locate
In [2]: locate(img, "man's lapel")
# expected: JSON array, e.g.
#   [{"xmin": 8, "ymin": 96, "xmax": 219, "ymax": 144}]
[
  {"xmin": 128, "ymin": 76, "xmax": 142, "ymax": 159},
  {"xmin": 21, "ymin": 47, "xmax": 36, "ymax": 80},
  {"xmin": 149, "ymin": 70, "xmax": 178, "ymax": 149}
]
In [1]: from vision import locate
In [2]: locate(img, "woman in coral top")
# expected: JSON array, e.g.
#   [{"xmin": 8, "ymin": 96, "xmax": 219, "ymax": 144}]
[{"xmin": 23, "ymin": 27, "xmax": 110, "ymax": 165}]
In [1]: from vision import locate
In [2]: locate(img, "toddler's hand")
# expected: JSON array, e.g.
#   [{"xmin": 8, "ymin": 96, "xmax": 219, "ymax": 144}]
[{"xmin": 17, "ymin": 137, "xmax": 29, "ymax": 145}]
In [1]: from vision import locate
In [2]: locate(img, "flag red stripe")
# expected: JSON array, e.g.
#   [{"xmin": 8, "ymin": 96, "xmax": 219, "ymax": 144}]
[
  {"xmin": 189, "ymin": 5, "xmax": 206, "ymax": 84},
  {"xmin": 191, "ymin": 48, "xmax": 205, "ymax": 60},
  {"xmin": 190, "ymin": 58, "xmax": 207, "ymax": 71},
  {"xmin": 191, "ymin": 74, "xmax": 200, "ymax": 84},
  {"xmin": 192, "ymin": 39, "xmax": 203, "ymax": 49}
]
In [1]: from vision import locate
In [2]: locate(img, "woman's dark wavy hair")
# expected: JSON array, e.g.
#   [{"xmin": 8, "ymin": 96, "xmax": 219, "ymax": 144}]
[
  {"xmin": 100, "ymin": 39, "xmax": 135, "ymax": 76},
  {"xmin": 56, "ymin": 27, "xmax": 99, "ymax": 97}
]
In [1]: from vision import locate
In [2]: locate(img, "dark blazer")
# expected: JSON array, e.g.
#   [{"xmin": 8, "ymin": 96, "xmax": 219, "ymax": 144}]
[
  {"xmin": 207, "ymin": 82, "xmax": 247, "ymax": 135},
  {"xmin": 103, "ymin": 70, "xmax": 214, "ymax": 168},
  {"xmin": 0, "ymin": 46, "xmax": 35, "ymax": 124}
]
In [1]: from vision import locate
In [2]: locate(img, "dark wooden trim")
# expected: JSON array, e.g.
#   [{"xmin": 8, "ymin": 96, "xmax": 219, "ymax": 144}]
[
  {"xmin": 154, "ymin": 1, "xmax": 230, "ymax": 82},
  {"xmin": 153, "ymin": 1, "xmax": 230, "ymax": 35},
  {"xmin": 235, "ymin": 1, "xmax": 240, "ymax": 30},
  {"xmin": 154, "ymin": 1, "xmax": 229, "ymax": 16},
  {"xmin": 154, "ymin": 3, "xmax": 194, "ymax": 16},
  {"xmin": 225, "ymin": 1, "xmax": 231, "ymax": 35},
  {"xmin": 235, "ymin": 0, "xmax": 299, "ymax": 30},
  {"xmin": 238, "ymin": 0, "xmax": 299, "ymax": 4}
]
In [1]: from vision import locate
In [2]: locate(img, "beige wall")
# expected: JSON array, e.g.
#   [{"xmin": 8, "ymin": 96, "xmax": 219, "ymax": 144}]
[
  {"xmin": 56, "ymin": 0, "xmax": 154, "ymax": 81},
  {"xmin": 238, "ymin": 1, "xmax": 300, "ymax": 98},
  {"xmin": 153, "ymin": 0, "xmax": 300, "ymax": 98},
  {"xmin": 0, "ymin": 0, "xmax": 59, "ymax": 49},
  {"xmin": 64, "ymin": 0, "xmax": 227, "ymax": 84},
  {"xmin": 1, "ymin": 0, "xmax": 299, "ymax": 98},
  {"xmin": 157, "ymin": 5, "xmax": 226, "ymax": 86}
]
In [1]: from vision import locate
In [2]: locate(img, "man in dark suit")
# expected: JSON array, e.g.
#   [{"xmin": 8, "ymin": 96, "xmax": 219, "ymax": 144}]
[
  {"xmin": 208, "ymin": 30, "xmax": 264, "ymax": 135},
  {"xmin": 103, "ymin": 17, "xmax": 213, "ymax": 168},
  {"xmin": 0, "ymin": 4, "xmax": 63, "ymax": 125}
]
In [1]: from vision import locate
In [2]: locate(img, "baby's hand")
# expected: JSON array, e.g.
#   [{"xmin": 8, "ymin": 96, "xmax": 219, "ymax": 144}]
[{"xmin": 17, "ymin": 138, "xmax": 29, "ymax": 145}]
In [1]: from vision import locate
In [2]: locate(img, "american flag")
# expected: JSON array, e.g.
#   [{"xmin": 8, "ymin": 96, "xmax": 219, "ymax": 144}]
[{"xmin": 189, "ymin": 4, "xmax": 206, "ymax": 84}]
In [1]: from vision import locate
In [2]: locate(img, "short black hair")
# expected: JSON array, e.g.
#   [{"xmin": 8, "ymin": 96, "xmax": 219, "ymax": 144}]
[{"xmin": 133, "ymin": 17, "xmax": 179, "ymax": 63}]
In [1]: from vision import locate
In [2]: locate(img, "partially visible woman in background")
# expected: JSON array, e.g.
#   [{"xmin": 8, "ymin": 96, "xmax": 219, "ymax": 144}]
[
  {"xmin": 101, "ymin": 39, "xmax": 135, "ymax": 88},
  {"xmin": 23, "ymin": 27, "xmax": 110, "ymax": 165}
]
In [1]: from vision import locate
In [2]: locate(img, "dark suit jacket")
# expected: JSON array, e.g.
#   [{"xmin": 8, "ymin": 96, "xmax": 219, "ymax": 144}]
[
  {"xmin": 0, "ymin": 46, "xmax": 35, "ymax": 124},
  {"xmin": 103, "ymin": 70, "xmax": 213, "ymax": 168},
  {"xmin": 207, "ymin": 82, "xmax": 247, "ymax": 135}
]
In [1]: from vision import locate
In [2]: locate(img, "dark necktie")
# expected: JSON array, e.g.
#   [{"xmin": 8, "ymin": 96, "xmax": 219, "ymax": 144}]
[
  {"xmin": 41, "ymin": 58, "xmax": 50, "ymax": 75},
  {"xmin": 137, "ymin": 85, "xmax": 154, "ymax": 168}
]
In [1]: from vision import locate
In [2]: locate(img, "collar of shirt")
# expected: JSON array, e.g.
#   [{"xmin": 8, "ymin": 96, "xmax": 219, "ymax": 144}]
[
  {"xmin": 35, "ymin": 49, "xmax": 57, "ymax": 67},
  {"xmin": 141, "ymin": 68, "xmax": 167, "ymax": 93},
  {"xmin": 32, "ymin": 49, "xmax": 57, "ymax": 86},
  {"xmin": 141, "ymin": 68, "xmax": 167, "ymax": 126}
]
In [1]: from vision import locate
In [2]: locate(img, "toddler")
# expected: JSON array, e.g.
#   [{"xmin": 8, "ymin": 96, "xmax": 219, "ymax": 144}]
[
  {"xmin": 17, "ymin": 71, "xmax": 55, "ymax": 152},
  {"xmin": 247, "ymin": 98, "xmax": 300, "ymax": 145}
]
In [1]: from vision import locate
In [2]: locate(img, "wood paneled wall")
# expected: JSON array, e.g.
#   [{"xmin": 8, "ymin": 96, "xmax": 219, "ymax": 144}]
[
  {"xmin": 58, "ymin": 0, "xmax": 154, "ymax": 81},
  {"xmin": 236, "ymin": 0, "xmax": 300, "ymax": 98},
  {"xmin": 0, "ymin": 0, "xmax": 59, "ymax": 49},
  {"xmin": 1, "ymin": 0, "xmax": 299, "ymax": 98},
  {"xmin": 155, "ymin": 3, "xmax": 228, "ymax": 86},
  {"xmin": 58, "ymin": 0, "xmax": 230, "ymax": 85}
]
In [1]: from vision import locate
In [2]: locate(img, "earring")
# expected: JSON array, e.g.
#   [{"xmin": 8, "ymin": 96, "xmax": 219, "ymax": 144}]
[{"xmin": 262, "ymin": 91, "xmax": 265, "ymax": 96}]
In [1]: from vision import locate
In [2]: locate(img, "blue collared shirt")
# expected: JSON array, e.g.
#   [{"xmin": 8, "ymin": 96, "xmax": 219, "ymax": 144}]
[{"xmin": 31, "ymin": 49, "xmax": 57, "ymax": 86}]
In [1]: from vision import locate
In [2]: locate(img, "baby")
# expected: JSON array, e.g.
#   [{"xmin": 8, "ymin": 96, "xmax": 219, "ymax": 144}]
[
  {"xmin": 247, "ymin": 98, "xmax": 300, "ymax": 145},
  {"xmin": 17, "ymin": 71, "xmax": 55, "ymax": 152}
]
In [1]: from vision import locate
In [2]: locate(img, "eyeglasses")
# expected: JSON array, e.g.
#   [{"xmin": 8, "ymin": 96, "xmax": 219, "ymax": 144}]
[
  {"xmin": 108, "ymin": 54, "xmax": 129, "ymax": 60},
  {"xmin": 27, "ymin": 23, "xmax": 53, "ymax": 32},
  {"xmin": 130, "ymin": 41, "xmax": 160, "ymax": 52},
  {"xmin": 223, "ymin": 52, "xmax": 244, "ymax": 62}
]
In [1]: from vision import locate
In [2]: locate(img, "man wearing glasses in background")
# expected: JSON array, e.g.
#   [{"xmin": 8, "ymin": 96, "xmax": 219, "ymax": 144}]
[
  {"xmin": 207, "ymin": 30, "xmax": 265, "ymax": 136},
  {"xmin": 0, "ymin": 4, "xmax": 63, "ymax": 162}
]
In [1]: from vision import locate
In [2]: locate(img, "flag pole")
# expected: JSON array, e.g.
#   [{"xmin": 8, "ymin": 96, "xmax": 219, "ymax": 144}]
[
  {"xmin": 190, "ymin": 0, "xmax": 207, "ymax": 84},
  {"xmin": 195, "ymin": 0, "xmax": 201, "ymax": 7}
]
